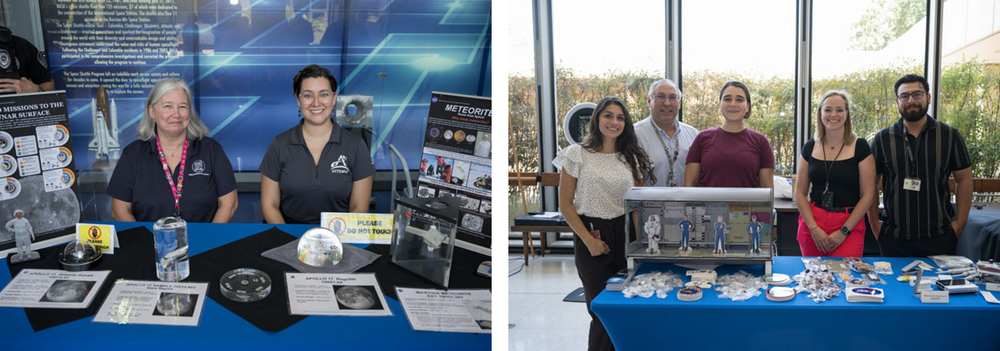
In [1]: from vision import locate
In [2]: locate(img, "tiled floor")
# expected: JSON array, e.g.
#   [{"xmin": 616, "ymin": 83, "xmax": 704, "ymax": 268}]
[{"xmin": 508, "ymin": 254, "xmax": 590, "ymax": 351}]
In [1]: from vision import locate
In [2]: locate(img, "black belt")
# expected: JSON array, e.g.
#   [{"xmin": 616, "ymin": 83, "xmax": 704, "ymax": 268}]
[{"xmin": 818, "ymin": 205, "xmax": 854, "ymax": 213}]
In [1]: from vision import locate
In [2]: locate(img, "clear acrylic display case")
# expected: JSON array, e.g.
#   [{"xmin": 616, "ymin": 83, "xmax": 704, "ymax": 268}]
[
  {"xmin": 625, "ymin": 187, "xmax": 774, "ymax": 267},
  {"xmin": 390, "ymin": 196, "xmax": 461, "ymax": 288}
]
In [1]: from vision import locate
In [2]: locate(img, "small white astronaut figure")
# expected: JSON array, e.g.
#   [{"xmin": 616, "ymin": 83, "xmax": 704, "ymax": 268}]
[{"xmin": 644, "ymin": 214, "xmax": 661, "ymax": 254}]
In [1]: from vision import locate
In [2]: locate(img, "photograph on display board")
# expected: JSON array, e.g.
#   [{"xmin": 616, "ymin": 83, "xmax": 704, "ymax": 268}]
[
  {"xmin": 452, "ymin": 160, "xmax": 471, "ymax": 187},
  {"xmin": 468, "ymin": 163, "xmax": 491, "ymax": 191},
  {"xmin": 417, "ymin": 185, "xmax": 435, "ymax": 199},
  {"xmin": 0, "ymin": 92, "xmax": 81, "ymax": 257},
  {"xmin": 474, "ymin": 131, "xmax": 491, "ymax": 158}
]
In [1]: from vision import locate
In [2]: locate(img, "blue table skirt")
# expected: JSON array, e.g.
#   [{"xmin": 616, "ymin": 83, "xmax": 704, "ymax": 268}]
[
  {"xmin": 591, "ymin": 256, "xmax": 1000, "ymax": 351},
  {"xmin": 1, "ymin": 222, "xmax": 490, "ymax": 349}
]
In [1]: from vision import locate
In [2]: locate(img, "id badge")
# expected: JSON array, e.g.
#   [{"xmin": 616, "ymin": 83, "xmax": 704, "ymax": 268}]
[
  {"xmin": 589, "ymin": 229, "xmax": 601, "ymax": 240},
  {"xmin": 821, "ymin": 191, "xmax": 835, "ymax": 209},
  {"xmin": 903, "ymin": 177, "xmax": 922, "ymax": 192}
]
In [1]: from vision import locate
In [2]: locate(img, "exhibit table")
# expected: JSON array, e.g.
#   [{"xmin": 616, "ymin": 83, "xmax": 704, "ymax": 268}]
[
  {"xmin": 1, "ymin": 222, "xmax": 491, "ymax": 349},
  {"xmin": 591, "ymin": 256, "xmax": 1000, "ymax": 351}
]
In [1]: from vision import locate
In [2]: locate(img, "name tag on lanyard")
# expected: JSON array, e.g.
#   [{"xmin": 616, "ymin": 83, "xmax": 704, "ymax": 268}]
[{"xmin": 903, "ymin": 177, "xmax": 921, "ymax": 192}]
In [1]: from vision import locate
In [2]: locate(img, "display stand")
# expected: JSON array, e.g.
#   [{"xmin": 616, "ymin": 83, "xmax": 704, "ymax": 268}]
[{"xmin": 623, "ymin": 187, "xmax": 775, "ymax": 271}]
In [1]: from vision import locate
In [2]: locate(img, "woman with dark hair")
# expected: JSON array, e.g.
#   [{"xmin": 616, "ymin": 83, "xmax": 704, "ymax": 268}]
[
  {"xmin": 108, "ymin": 78, "xmax": 238, "ymax": 222},
  {"xmin": 795, "ymin": 91, "xmax": 876, "ymax": 256},
  {"xmin": 259, "ymin": 64, "xmax": 375, "ymax": 224},
  {"xmin": 555, "ymin": 96, "xmax": 653, "ymax": 351},
  {"xmin": 685, "ymin": 81, "xmax": 775, "ymax": 188}
]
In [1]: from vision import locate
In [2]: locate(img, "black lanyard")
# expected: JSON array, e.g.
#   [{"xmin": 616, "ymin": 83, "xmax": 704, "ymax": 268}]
[
  {"xmin": 821, "ymin": 139, "xmax": 845, "ymax": 194},
  {"xmin": 902, "ymin": 126, "xmax": 919, "ymax": 177}
]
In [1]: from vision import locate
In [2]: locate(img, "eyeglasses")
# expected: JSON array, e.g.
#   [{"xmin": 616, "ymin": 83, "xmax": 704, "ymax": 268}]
[
  {"xmin": 653, "ymin": 94, "xmax": 680, "ymax": 103},
  {"xmin": 896, "ymin": 90, "xmax": 925, "ymax": 102},
  {"xmin": 299, "ymin": 91, "xmax": 334, "ymax": 102}
]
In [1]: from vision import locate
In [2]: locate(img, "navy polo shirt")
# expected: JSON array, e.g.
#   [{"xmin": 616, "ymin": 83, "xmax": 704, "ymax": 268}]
[
  {"xmin": 260, "ymin": 120, "xmax": 375, "ymax": 224},
  {"xmin": 107, "ymin": 137, "xmax": 237, "ymax": 223}
]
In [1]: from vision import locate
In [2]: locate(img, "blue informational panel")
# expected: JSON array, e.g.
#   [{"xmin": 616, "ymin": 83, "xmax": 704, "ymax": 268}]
[{"xmin": 37, "ymin": 0, "xmax": 491, "ymax": 173}]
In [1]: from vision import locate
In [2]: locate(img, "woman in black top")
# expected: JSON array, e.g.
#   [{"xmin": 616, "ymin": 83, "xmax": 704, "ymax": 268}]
[{"xmin": 794, "ymin": 91, "xmax": 876, "ymax": 256}]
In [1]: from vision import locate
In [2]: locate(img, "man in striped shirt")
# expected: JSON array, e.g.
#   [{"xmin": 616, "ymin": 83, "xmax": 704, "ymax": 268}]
[
  {"xmin": 635, "ymin": 79, "xmax": 699, "ymax": 187},
  {"xmin": 867, "ymin": 74, "xmax": 973, "ymax": 257}
]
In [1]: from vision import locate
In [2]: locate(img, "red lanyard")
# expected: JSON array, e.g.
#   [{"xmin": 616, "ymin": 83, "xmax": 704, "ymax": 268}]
[{"xmin": 156, "ymin": 138, "xmax": 188, "ymax": 217}]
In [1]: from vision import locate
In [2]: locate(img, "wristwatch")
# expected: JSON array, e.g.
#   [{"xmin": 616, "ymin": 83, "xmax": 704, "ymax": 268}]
[{"xmin": 840, "ymin": 226, "xmax": 850, "ymax": 236}]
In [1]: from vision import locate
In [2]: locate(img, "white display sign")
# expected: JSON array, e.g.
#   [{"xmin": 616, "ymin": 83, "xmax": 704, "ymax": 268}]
[
  {"xmin": 0, "ymin": 269, "xmax": 110, "ymax": 309},
  {"xmin": 285, "ymin": 272, "xmax": 392, "ymax": 316},
  {"xmin": 93, "ymin": 280, "xmax": 208, "ymax": 326},
  {"xmin": 396, "ymin": 287, "xmax": 492, "ymax": 333}
]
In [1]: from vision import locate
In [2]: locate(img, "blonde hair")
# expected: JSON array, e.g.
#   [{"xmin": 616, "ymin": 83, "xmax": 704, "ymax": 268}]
[{"xmin": 815, "ymin": 90, "xmax": 857, "ymax": 144}]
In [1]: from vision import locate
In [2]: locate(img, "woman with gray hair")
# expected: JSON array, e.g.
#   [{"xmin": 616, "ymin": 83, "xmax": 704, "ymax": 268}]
[{"xmin": 107, "ymin": 78, "xmax": 238, "ymax": 222}]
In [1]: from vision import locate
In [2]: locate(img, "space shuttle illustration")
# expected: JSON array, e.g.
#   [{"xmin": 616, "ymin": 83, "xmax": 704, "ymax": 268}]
[{"xmin": 88, "ymin": 86, "xmax": 120, "ymax": 169}]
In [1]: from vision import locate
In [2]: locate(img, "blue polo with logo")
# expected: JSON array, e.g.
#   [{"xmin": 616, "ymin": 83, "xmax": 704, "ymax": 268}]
[
  {"xmin": 107, "ymin": 137, "xmax": 237, "ymax": 222},
  {"xmin": 260, "ymin": 119, "xmax": 375, "ymax": 224}
]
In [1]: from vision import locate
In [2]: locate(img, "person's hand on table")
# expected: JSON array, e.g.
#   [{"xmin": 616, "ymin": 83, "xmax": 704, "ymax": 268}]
[{"xmin": 0, "ymin": 78, "xmax": 40, "ymax": 94}]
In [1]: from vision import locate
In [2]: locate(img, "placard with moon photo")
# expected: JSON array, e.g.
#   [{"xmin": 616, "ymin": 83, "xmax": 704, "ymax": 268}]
[
  {"xmin": 152, "ymin": 293, "xmax": 198, "ymax": 317},
  {"xmin": 39, "ymin": 280, "xmax": 95, "ymax": 303},
  {"xmin": 333, "ymin": 285, "xmax": 384, "ymax": 311}
]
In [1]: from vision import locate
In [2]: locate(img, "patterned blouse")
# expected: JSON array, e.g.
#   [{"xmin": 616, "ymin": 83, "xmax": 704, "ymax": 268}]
[{"xmin": 553, "ymin": 144, "xmax": 636, "ymax": 220}]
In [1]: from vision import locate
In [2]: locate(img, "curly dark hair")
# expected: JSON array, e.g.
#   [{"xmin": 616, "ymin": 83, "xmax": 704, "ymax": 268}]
[{"xmin": 581, "ymin": 96, "xmax": 655, "ymax": 185}]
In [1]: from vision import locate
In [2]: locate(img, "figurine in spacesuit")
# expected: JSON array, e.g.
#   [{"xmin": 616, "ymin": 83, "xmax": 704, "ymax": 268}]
[
  {"xmin": 644, "ymin": 214, "xmax": 661, "ymax": 254},
  {"xmin": 713, "ymin": 215, "xmax": 728, "ymax": 255},
  {"xmin": 678, "ymin": 214, "xmax": 693, "ymax": 252},
  {"xmin": 747, "ymin": 215, "xmax": 763, "ymax": 254}
]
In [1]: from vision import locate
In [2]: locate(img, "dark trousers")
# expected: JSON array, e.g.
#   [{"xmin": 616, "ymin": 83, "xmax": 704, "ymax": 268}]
[
  {"xmin": 575, "ymin": 214, "xmax": 630, "ymax": 351},
  {"xmin": 878, "ymin": 225, "xmax": 958, "ymax": 257}
]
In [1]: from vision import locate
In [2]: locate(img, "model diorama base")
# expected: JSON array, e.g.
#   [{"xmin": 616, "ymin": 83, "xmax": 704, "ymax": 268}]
[
  {"xmin": 624, "ymin": 187, "xmax": 774, "ymax": 265},
  {"xmin": 10, "ymin": 251, "xmax": 41, "ymax": 264}
]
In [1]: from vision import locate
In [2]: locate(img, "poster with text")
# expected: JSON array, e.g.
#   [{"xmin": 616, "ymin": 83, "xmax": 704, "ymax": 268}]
[
  {"xmin": 418, "ymin": 92, "xmax": 491, "ymax": 250},
  {"xmin": 0, "ymin": 92, "xmax": 81, "ymax": 256}
]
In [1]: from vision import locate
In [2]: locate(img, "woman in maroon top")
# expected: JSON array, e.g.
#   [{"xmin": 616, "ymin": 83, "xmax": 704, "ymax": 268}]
[{"xmin": 685, "ymin": 81, "xmax": 775, "ymax": 188}]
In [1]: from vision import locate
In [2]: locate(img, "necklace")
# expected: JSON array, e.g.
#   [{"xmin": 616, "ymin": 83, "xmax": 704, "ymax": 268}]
[
  {"xmin": 160, "ymin": 141, "xmax": 183, "ymax": 157},
  {"xmin": 821, "ymin": 139, "xmax": 846, "ymax": 194}
]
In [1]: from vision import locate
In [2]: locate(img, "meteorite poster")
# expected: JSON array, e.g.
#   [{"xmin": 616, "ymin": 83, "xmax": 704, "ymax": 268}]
[
  {"xmin": 0, "ymin": 91, "xmax": 81, "ymax": 257},
  {"xmin": 418, "ymin": 92, "xmax": 492, "ymax": 251}
]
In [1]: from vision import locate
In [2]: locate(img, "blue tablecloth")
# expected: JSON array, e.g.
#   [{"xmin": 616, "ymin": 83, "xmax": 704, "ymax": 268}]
[
  {"xmin": 591, "ymin": 256, "xmax": 1000, "ymax": 351},
  {"xmin": 1, "ymin": 222, "xmax": 490, "ymax": 349}
]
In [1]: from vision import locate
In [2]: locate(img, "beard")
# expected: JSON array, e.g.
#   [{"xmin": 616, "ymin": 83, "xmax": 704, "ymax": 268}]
[{"xmin": 899, "ymin": 103, "xmax": 927, "ymax": 122}]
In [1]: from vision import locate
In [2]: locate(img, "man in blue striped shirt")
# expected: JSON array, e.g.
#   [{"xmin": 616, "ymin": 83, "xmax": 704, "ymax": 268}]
[{"xmin": 867, "ymin": 74, "xmax": 973, "ymax": 257}]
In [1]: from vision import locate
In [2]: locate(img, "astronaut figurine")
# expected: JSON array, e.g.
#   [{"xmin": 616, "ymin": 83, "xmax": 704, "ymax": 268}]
[
  {"xmin": 747, "ymin": 215, "xmax": 763, "ymax": 254},
  {"xmin": 644, "ymin": 214, "xmax": 661, "ymax": 254},
  {"xmin": 713, "ymin": 215, "xmax": 728, "ymax": 255},
  {"xmin": 7, "ymin": 209, "xmax": 39, "ymax": 264},
  {"xmin": 678, "ymin": 214, "xmax": 693, "ymax": 252}
]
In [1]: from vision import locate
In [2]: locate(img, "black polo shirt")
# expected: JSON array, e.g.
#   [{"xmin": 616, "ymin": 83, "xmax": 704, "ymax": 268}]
[
  {"xmin": 259, "ymin": 120, "xmax": 375, "ymax": 224},
  {"xmin": 871, "ymin": 116, "xmax": 971, "ymax": 240},
  {"xmin": 0, "ymin": 35, "xmax": 52, "ymax": 84},
  {"xmin": 107, "ymin": 137, "xmax": 237, "ymax": 223}
]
